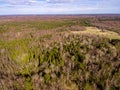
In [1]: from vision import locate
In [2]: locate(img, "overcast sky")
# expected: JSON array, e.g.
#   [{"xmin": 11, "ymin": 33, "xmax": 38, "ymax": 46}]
[{"xmin": 0, "ymin": 0, "xmax": 120, "ymax": 15}]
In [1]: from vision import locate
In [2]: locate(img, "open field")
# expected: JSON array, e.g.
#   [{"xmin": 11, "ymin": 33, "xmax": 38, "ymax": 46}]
[
  {"xmin": 71, "ymin": 27, "xmax": 120, "ymax": 39},
  {"xmin": 0, "ymin": 15, "xmax": 120, "ymax": 90}
]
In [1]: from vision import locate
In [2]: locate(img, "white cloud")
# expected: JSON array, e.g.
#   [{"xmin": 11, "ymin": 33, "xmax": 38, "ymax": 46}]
[
  {"xmin": 0, "ymin": 0, "xmax": 120, "ymax": 15},
  {"xmin": 0, "ymin": 0, "xmax": 101, "ymax": 5},
  {"xmin": 0, "ymin": 0, "xmax": 43, "ymax": 5},
  {"xmin": 46, "ymin": 0, "xmax": 74, "ymax": 3},
  {"xmin": 0, "ymin": 4, "xmax": 99, "ymax": 15}
]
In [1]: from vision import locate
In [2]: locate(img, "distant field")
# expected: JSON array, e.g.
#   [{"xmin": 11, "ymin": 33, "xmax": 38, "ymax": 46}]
[{"xmin": 0, "ymin": 15, "xmax": 120, "ymax": 90}]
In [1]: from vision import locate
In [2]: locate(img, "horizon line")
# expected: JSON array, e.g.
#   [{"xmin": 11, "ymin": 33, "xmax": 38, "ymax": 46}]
[{"xmin": 0, "ymin": 13, "xmax": 120, "ymax": 16}]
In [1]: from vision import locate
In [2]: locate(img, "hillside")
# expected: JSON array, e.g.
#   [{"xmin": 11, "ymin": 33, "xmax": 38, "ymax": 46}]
[{"xmin": 0, "ymin": 15, "xmax": 120, "ymax": 90}]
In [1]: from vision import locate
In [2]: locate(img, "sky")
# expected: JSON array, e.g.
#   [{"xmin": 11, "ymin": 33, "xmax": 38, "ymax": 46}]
[{"xmin": 0, "ymin": 0, "xmax": 120, "ymax": 15}]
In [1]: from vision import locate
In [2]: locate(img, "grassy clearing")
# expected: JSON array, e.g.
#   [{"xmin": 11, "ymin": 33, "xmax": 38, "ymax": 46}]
[{"xmin": 71, "ymin": 27, "xmax": 120, "ymax": 39}]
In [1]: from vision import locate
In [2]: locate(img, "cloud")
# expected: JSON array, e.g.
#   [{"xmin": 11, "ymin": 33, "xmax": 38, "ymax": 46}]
[
  {"xmin": 0, "ymin": 4, "xmax": 99, "ymax": 15},
  {"xmin": 0, "ymin": 0, "xmax": 120, "ymax": 15},
  {"xmin": 0, "ymin": 0, "xmax": 42, "ymax": 5},
  {"xmin": 0, "ymin": 0, "xmax": 102, "ymax": 5},
  {"xmin": 46, "ymin": 0, "xmax": 74, "ymax": 3},
  {"xmin": 46, "ymin": 0, "xmax": 103, "ymax": 4}
]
